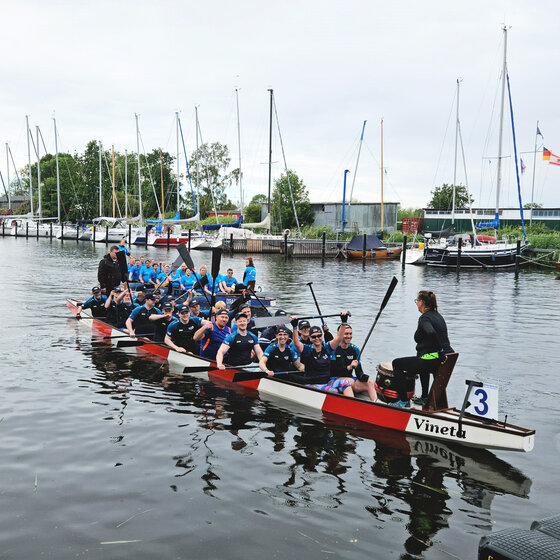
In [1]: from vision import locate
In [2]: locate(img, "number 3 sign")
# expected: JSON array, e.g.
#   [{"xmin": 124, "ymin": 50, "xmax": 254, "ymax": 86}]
[{"xmin": 465, "ymin": 383, "xmax": 499, "ymax": 419}]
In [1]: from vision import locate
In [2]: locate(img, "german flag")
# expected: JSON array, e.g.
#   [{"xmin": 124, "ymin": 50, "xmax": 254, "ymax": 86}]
[{"xmin": 543, "ymin": 147, "xmax": 551, "ymax": 160}]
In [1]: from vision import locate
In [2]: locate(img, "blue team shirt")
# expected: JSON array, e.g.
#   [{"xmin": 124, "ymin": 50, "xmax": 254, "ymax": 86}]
[
  {"xmin": 180, "ymin": 273, "xmax": 195, "ymax": 289},
  {"xmin": 222, "ymin": 331, "xmax": 258, "ymax": 347},
  {"xmin": 222, "ymin": 275, "xmax": 238, "ymax": 288},
  {"xmin": 244, "ymin": 266, "xmax": 256, "ymax": 283},
  {"xmin": 129, "ymin": 304, "xmax": 162, "ymax": 322},
  {"xmin": 129, "ymin": 265, "xmax": 141, "ymax": 282},
  {"xmin": 263, "ymin": 342, "xmax": 299, "ymax": 361},
  {"xmin": 141, "ymin": 268, "xmax": 157, "ymax": 283}
]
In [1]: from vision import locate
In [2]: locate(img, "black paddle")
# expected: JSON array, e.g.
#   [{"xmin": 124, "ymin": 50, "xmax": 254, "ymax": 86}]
[
  {"xmin": 357, "ymin": 276, "xmax": 398, "ymax": 360},
  {"xmin": 306, "ymin": 281, "xmax": 325, "ymax": 327},
  {"xmin": 254, "ymin": 312, "xmax": 350, "ymax": 330},
  {"xmin": 247, "ymin": 287, "xmax": 272, "ymax": 317},
  {"xmin": 116, "ymin": 250, "xmax": 133, "ymax": 299},
  {"xmin": 210, "ymin": 248, "xmax": 222, "ymax": 310},
  {"xmin": 176, "ymin": 244, "xmax": 213, "ymax": 309}
]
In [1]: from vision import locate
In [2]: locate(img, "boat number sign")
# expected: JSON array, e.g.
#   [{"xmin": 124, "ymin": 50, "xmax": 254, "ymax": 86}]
[{"xmin": 465, "ymin": 383, "xmax": 499, "ymax": 420}]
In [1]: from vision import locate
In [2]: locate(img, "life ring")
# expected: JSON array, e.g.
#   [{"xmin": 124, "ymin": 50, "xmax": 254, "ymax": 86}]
[{"xmin": 283, "ymin": 229, "xmax": 291, "ymax": 237}]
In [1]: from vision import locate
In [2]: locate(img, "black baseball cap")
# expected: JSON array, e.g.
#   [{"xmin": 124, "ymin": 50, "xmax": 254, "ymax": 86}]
[
  {"xmin": 276, "ymin": 325, "xmax": 290, "ymax": 335},
  {"xmin": 215, "ymin": 309, "xmax": 229, "ymax": 317},
  {"xmin": 178, "ymin": 306, "xmax": 190, "ymax": 314},
  {"xmin": 235, "ymin": 312, "xmax": 248, "ymax": 320},
  {"xmin": 188, "ymin": 298, "xmax": 201, "ymax": 307},
  {"xmin": 145, "ymin": 294, "xmax": 156, "ymax": 301},
  {"xmin": 299, "ymin": 320, "xmax": 311, "ymax": 329},
  {"xmin": 92, "ymin": 286, "xmax": 101, "ymax": 293},
  {"xmin": 162, "ymin": 302, "xmax": 173, "ymax": 310},
  {"xmin": 309, "ymin": 326, "xmax": 322, "ymax": 336},
  {"xmin": 136, "ymin": 286, "xmax": 146, "ymax": 293}
]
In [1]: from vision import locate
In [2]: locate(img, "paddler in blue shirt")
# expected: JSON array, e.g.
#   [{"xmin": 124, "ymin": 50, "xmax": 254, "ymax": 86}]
[
  {"xmin": 140, "ymin": 261, "xmax": 157, "ymax": 288},
  {"xmin": 219, "ymin": 268, "xmax": 238, "ymax": 294},
  {"xmin": 77, "ymin": 286, "xmax": 108, "ymax": 318},
  {"xmin": 193, "ymin": 308, "xmax": 231, "ymax": 360}
]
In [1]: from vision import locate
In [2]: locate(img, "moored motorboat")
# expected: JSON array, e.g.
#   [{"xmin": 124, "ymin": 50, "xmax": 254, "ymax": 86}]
[{"xmin": 67, "ymin": 299, "xmax": 535, "ymax": 452}]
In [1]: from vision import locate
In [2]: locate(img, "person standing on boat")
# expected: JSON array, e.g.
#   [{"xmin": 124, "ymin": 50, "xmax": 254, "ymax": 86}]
[
  {"xmin": 77, "ymin": 286, "xmax": 108, "ymax": 318},
  {"xmin": 243, "ymin": 257, "xmax": 257, "ymax": 291},
  {"xmin": 117, "ymin": 238, "xmax": 130, "ymax": 256},
  {"xmin": 219, "ymin": 268, "xmax": 238, "ymax": 294},
  {"xmin": 98, "ymin": 245, "xmax": 123, "ymax": 294},
  {"xmin": 331, "ymin": 324, "xmax": 377, "ymax": 401},
  {"xmin": 290, "ymin": 313, "xmax": 355, "ymax": 397},
  {"xmin": 391, "ymin": 290, "xmax": 454, "ymax": 407},
  {"xmin": 216, "ymin": 312, "xmax": 263, "ymax": 369},
  {"xmin": 164, "ymin": 305, "xmax": 207, "ymax": 354},
  {"xmin": 259, "ymin": 325, "xmax": 303, "ymax": 375},
  {"xmin": 194, "ymin": 308, "xmax": 232, "ymax": 360}
]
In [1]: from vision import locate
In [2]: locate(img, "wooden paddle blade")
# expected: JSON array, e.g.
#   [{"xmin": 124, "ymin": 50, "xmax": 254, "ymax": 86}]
[
  {"xmin": 177, "ymin": 244, "xmax": 195, "ymax": 271},
  {"xmin": 116, "ymin": 250, "xmax": 129, "ymax": 282}
]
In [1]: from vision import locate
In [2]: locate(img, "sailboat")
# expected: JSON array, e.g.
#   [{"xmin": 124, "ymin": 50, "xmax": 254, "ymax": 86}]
[
  {"xmin": 346, "ymin": 119, "xmax": 402, "ymax": 260},
  {"xmin": 423, "ymin": 27, "xmax": 529, "ymax": 269}
]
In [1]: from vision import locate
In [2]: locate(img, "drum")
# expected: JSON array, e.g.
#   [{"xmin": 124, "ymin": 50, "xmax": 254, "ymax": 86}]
[{"xmin": 374, "ymin": 362, "xmax": 415, "ymax": 403}]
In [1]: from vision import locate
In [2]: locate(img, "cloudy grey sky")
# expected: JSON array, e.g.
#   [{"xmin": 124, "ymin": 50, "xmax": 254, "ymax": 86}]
[{"xmin": 1, "ymin": 0, "xmax": 559, "ymax": 211}]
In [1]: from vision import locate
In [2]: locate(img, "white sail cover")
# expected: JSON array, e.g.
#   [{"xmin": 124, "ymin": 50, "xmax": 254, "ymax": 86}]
[{"xmin": 241, "ymin": 213, "xmax": 271, "ymax": 230}]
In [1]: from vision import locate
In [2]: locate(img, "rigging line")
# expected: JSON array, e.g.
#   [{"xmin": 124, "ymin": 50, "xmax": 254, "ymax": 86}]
[
  {"xmin": 196, "ymin": 119, "xmax": 219, "ymax": 223},
  {"xmin": 138, "ymin": 130, "xmax": 162, "ymax": 217},
  {"xmin": 178, "ymin": 116, "xmax": 197, "ymax": 214},
  {"xmin": 347, "ymin": 120, "xmax": 366, "ymax": 215},
  {"xmin": 8, "ymin": 146, "xmax": 23, "ymax": 191},
  {"xmin": 272, "ymin": 94, "xmax": 301, "ymax": 236},
  {"xmin": 55, "ymin": 130, "xmax": 84, "ymax": 219},
  {"xmin": 361, "ymin": 141, "xmax": 404, "ymax": 204},
  {"xmin": 458, "ymin": 120, "xmax": 477, "ymax": 235},
  {"xmin": 431, "ymin": 85, "xmax": 456, "ymax": 190},
  {"xmin": 38, "ymin": 127, "xmax": 49, "ymax": 155},
  {"xmin": 323, "ymin": 135, "xmax": 361, "ymax": 202},
  {"xmin": 102, "ymin": 149, "xmax": 123, "ymax": 219}
]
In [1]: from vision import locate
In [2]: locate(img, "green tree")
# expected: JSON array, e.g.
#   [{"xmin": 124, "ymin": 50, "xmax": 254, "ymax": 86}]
[
  {"xmin": 271, "ymin": 170, "xmax": 314, "ymax": 231},
  {"xmin": 187, "ymin": 142, "xmax": 236, "ymax": 218},
  {"xmin": 244, "ymin": 193, "xmax": 267, "ymax": 223},
  {"xmin": 523, "ymin": 202, "xmax": 543, "ymax": 209},
  {"xmin": 427, "ymin": 184, "xmax": 473, "ymax": 210}
]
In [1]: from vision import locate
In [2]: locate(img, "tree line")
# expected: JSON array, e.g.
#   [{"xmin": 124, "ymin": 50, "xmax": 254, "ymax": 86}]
[{"xmin": 7, "ymin": 139, "xmax": 314, "ymax": 230}]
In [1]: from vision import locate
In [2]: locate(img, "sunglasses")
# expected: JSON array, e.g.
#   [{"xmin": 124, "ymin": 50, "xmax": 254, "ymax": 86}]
[{"xmin": 310, "ymin": 334, "xmax": 322, "ymax": 339}]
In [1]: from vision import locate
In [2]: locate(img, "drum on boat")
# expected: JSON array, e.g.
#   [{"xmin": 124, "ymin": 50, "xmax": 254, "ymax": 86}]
[{"xmin": 374, "ymin": 361, "xmax": 415, "ymax": 403}]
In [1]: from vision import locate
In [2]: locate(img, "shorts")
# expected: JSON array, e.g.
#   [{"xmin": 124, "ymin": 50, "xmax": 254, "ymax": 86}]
[{"xmin": 306, "ymin": 378, "xmax": 352, "ymax": 394}]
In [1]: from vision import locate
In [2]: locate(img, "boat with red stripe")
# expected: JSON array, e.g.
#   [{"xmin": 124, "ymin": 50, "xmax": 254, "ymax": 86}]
[{"xmin": 67, "ymin": 298, "xmax": 535, "ymax": 453}]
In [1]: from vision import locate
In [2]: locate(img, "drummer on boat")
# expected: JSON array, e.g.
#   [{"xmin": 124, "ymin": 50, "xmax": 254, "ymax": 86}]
[{"xmin": 391, "ymin": 290, "xmax": 454, "ymax": 407}]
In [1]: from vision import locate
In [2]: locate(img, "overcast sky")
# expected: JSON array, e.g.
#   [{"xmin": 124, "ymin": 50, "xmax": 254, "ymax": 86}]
[{"xmin": 1, "ymin": 0, "xmax": 559, "ymax": 211}]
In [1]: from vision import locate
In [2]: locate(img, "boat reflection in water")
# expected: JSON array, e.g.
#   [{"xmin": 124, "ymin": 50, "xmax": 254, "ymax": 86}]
[{"xmin": 81, "ymin": 334, "xmax": 531, "ymax": 558}]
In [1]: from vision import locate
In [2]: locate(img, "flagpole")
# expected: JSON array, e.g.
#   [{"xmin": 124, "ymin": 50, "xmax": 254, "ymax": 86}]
[{"xmin": 530, "ymin": 120, "xmax": 539, "ymax": 225}]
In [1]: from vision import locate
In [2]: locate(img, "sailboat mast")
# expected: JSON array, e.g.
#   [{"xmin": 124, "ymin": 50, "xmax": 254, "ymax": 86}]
[
  {"xmin": 267, "ymin": 88, "xmax": 273, "ymax": 216},
  {"xmin": 452, "ymin": 79, "xmax": 461, "ymax": 225},
  {"xmin": 112, "ymin": 145, "xmax": 116, "ymax": 218},
  {"xmin": 530, "ymin": 120, "xmax": 539, "ymax": 225},
  {"xmin": 235, "ymin": 88, "xmax": 244, "ymax": 214},
  {"xmin": 176, "ymin": 111, "xmax": 180, "ymax": 216},
  {"xmin": 347, "ymin": 120, "xmax": 367, "ymax": 230},
  {"xmin": 195, "ymin": 106, "xmax": 200, "ymax": 217},
  {"xmin": 124, "ymin": 149, "xmax": 128, "ymax": 217},
  {"xmin": 98, "ymin": 141, "xmax": 102, "ymax": 216},
  {"xmin": 380, "ymin": 119, "xmax": 384, "ymax": 233},
  {"xmin": 160, "ymin": 149, "xmax": 164, "ymax": 217},
  {"xmin": 26, "ymin": 116, "xmax": 34, "ymax": 216},
  {"xmin": 36, "ymin": 126, "xmax": 42, "ymax": 220},
  {"xmin": 6, "ymin": 143, "xmax": 10, "ymax": 211},
  {"xmin": 495, "ymin": 26, "xmax": 508, "ymax": 218},
  {"xmin": 135, "ymin": 114, "xmax": 143, "ymax": 224},
  {"xmin": 53, "ymin": 117, "xmax": 61, "ymax": 223}
]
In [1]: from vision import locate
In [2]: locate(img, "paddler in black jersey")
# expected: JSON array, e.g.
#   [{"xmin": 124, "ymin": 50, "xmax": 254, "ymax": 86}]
[
  {"xmin": 259, "ymin": 325, "xmax": 303, "ymax": 376},
  {"xmin": 290, "ymin": 313, "xmax": 354, "ymax": 397},
  {"xmin": 164, "ymin": 305, "xmax": 206, "ymax": 354},
  {"xmin": 216, "ymin": 312, "xmax": 263, "ymax": 368},
  {"xmin": 153, "ymin": 302, "xmax": 176, "ymax": 342},
  {"xmin": 77, "ymin": 286, "xmax": 108, "ymax": 318}
]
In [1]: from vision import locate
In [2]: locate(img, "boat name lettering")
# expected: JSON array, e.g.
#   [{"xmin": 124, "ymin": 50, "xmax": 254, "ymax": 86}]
[{"xmin": 413, "ymin": 418, "xmax": 466, "ymax": 439}]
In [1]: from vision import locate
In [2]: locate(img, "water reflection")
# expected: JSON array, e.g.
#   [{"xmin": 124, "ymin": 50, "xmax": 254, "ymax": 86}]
[{"xmin": 78, "ymin": 332, "xmax": 532, "ymax": 557}]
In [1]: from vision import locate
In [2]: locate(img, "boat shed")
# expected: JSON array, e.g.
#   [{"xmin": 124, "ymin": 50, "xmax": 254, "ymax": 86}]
[
  {"xmin": 423, "ymin": 207, "xmax": 560, "ymax": 232},
  {"xmin": 309, "ymin": 202, "xmax": 399, "ymax": 234}
]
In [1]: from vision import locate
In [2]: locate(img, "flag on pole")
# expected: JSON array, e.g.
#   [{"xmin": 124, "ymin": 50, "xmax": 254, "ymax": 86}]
[
  {"xmin": 537, "ymin": 126, "xmax": 543, "ymax": 137},
  {"xmin": 543, "ymin": 147, "xmax": 551, "ymax": 160},
  {"xmin": 520, "ymin": 159, "xmax": 526, "ymax": 174}
]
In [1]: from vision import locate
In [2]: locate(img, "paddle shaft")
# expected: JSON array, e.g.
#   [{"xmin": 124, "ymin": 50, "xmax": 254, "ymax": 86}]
[
  {"xmin": 357, "ymin": 276, "xmax": 398, "ymax": 360},
  {"xmin": 176, "ymin": 244, "xmax": 213, "ymax": 308},
  {"xmin": 210, "ymin": 248, "xmax": 222, "ymax": 310},
  {"xmin": 116, "ymin": 250, "xmax": 133, "ymax": 300},
  {"xmin": 253, "ymin": 312, "xmax": 347, "ymax": 330},
  {"xmin": 248, "ymin": 287, "xmax": 272, "ymax": 317},
  {"xmin": 306, "ymin": 282, "xmax": 325, "ymax": 327}
]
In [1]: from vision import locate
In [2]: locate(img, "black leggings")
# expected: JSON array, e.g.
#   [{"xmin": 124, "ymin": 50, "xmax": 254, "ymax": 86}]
[{"xmin": 392, "ymin": 356, "xmax": 441, "ymax": 400}]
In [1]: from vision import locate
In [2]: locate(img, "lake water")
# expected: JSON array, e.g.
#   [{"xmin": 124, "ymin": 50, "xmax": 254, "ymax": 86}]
[{"xmin": 1, "ymin": 237, "xmax": 559, "ymax": 559}]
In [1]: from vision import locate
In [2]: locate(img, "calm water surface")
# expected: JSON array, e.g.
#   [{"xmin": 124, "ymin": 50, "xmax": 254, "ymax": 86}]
[{"xmin": 1, "ymin": 238, "xmax": 559, "ymax": 559}]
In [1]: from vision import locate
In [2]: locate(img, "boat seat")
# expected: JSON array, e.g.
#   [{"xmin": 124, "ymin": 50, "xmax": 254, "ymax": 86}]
[{"xmin": 423, "ymin": 352, "xmax": 459, "ymax": 411}]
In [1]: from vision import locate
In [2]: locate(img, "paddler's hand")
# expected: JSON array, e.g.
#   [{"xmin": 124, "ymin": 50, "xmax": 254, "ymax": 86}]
[
  {"xmin": 340, "ymin": 311, "xmax": 350, "ymax": 323},
  {"xmin": 265, "ymin": 369, "xmax": 274, "ymax": 377},
  {"xmin": 290, "ymin": 316, "xmax": 299, "ymax": 328},
  {"xmin": 217, "ymin": 364, "xmax": 226, "ymax": 370},
  {"xmin": 349, "ymin": 359, "xmax": 358, "ymax": 370}
]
